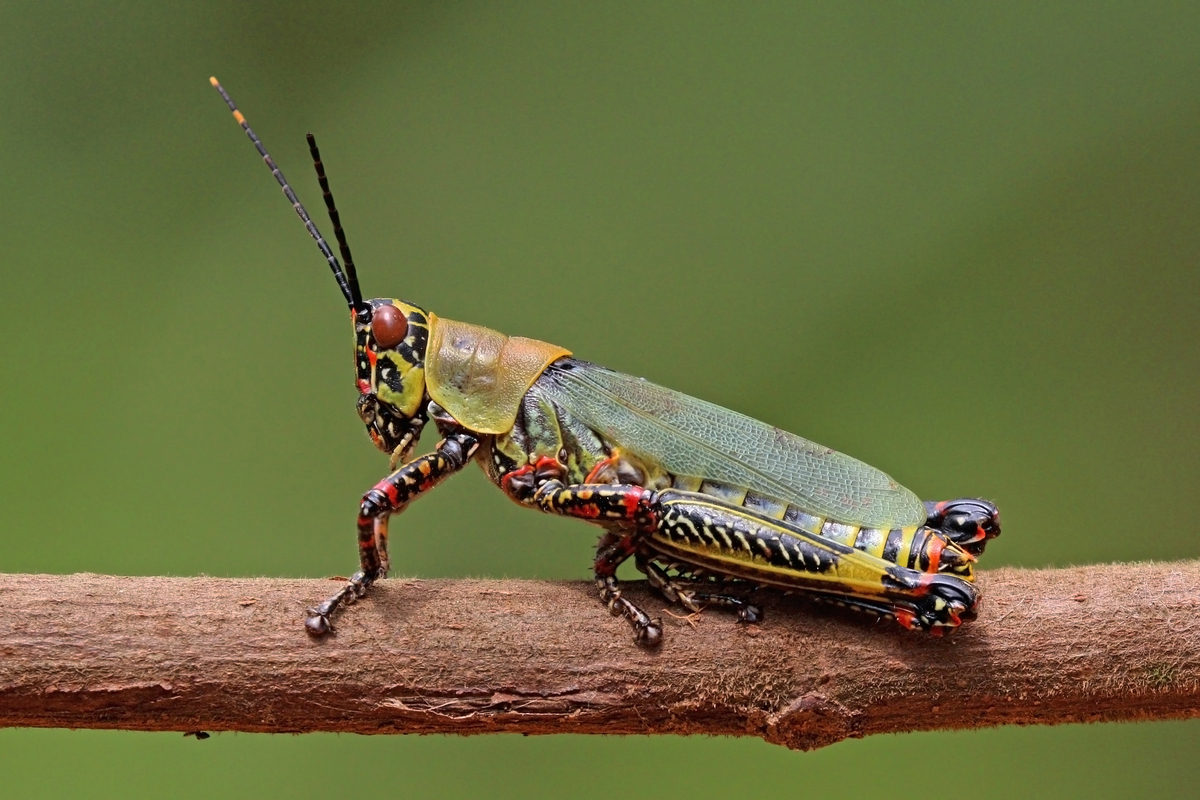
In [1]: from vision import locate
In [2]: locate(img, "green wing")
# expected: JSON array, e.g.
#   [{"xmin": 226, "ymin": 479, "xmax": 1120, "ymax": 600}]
[{"xmin": 540, "ymin": 360, "xmax": 926, "ymax": 529}]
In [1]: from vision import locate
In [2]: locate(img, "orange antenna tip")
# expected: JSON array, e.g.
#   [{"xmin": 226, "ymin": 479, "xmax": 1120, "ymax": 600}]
[{"xmin": 209, "ymin": 76, "xmax": 219, "ymax": 86}]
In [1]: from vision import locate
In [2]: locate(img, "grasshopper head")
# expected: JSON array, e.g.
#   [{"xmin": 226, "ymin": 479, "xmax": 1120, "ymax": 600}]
[{"xmin": 353, "ymin": 299, "xmax": 431, "ymax": 462}]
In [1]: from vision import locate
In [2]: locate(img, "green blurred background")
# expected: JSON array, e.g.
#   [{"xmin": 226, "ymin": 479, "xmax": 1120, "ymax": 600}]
[{"xmin": 2, "ymin": 2, "xmax": 1198, "ymax": 797}]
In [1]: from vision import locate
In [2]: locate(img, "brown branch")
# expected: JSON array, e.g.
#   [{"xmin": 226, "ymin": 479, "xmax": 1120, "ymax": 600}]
[{"xmin": 2, "ymin": 565, "xmax": 1199, "ymax": 749}]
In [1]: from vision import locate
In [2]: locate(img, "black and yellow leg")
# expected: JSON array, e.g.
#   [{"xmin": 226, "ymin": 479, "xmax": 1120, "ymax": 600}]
[
  {"xmin": 526, "ymin": 480, "xmax": 664, "ymax": 645},
  {"xmin": 528, "ymin": 479, "xmax": 658, "ymax": 527},
  {"xmin": 638, "ymin": 557, "xmax": 763, "ymax": 623},
  {"xmin": 650, "ymin": 489, "xmax": 981, "ymax": 632},
  {"xmin": 305, "ymin": 431, "xmax": 480, "ymax": 635}
]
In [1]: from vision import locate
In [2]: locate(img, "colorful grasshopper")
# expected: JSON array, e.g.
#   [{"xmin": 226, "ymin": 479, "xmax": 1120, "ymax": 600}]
[{"xmin": 212, "ymin": 78, "xmax": 1000, "ymax": 645}]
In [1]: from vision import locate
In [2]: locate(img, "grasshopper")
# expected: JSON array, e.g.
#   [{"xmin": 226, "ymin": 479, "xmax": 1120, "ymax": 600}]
[{"xmin": 212, "ymin": 79, "xmax": 1000, "ymax": 646}]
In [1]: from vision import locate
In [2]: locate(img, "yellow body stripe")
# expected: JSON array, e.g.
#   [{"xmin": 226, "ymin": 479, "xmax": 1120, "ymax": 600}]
[{"xmin": 895, "ymin": 526, "xmax": 919, "ymax": 569}]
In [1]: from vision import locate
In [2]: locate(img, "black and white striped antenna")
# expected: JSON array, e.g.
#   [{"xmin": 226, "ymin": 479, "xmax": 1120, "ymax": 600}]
[{"xmin": 210, "ymin": 77, "xmax": 364, "ymax": 311}]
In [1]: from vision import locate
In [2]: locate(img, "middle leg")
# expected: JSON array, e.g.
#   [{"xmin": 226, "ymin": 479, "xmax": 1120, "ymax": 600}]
[{"xmin": 524, "ymin": 479, "xmax": 665, "ymax": 645}]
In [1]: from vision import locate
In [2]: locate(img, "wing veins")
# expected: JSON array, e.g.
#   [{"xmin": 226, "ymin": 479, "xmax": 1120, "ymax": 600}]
[{"xmin": 546, "ymin": 363, "xmax": 926, "ymax": 528}]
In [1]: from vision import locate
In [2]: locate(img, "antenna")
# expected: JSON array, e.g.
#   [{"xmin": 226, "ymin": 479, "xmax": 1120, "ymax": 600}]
[
  {"xmin": 306, "ymin": 133, "xmax": 362, "ymax": 308},
  {"xmin": 209, "ymin": 77, "xmax": 364, "ymax": 310}
]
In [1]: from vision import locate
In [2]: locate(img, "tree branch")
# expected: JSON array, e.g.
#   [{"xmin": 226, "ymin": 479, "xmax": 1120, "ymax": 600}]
[{"xmin": 2, "ymin": 565, "xmax": 1199, "ymax": 749}]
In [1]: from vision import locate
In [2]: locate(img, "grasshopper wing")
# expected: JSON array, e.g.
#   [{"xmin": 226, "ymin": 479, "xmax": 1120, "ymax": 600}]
[{"xmin": 540, "ymin": 360, "xmax": 926, "ymax": 529}]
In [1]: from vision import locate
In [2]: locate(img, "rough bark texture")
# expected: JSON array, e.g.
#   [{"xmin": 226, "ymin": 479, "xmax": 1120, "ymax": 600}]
[{"xmin": 2, "ymin": 565, "xmax": 1199, "ymax": 749}]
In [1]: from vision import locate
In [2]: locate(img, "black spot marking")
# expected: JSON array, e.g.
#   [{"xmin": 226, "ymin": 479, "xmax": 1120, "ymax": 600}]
[{"xmin": 882, "ymin": 529, "xmax": 903, "ymax": 562}]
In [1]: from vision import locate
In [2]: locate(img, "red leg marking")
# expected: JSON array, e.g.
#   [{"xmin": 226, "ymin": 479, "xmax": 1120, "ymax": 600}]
[
  {"xmin": 624, "ymin": 485, "xmax": 646, "ymax": 518},
  {"xmin": 374, "ymin": 478, "xmax": 401, "ymax": 506}
]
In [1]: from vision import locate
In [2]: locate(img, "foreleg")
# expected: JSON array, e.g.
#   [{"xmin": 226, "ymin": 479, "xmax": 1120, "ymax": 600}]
[{"xmin": 305, "ymin": 431, "xmax": 480, "ymax": 635}]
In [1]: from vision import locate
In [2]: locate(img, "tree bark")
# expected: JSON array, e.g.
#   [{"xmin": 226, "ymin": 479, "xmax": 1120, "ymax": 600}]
[{"xmin": 1, "ymin": 565, "xmax": 1198, "ymax": 750}]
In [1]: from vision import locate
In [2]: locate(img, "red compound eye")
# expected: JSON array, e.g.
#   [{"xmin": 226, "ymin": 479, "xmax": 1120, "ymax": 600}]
[{"xmin": 371, "ymin": 304, "xmax": 408, "ymax": 349}]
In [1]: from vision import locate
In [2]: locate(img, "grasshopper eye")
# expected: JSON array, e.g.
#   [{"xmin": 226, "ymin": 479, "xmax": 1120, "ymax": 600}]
[{"xmin": 371, "ymin": 305, "xmax": 408, "ymax": 349}]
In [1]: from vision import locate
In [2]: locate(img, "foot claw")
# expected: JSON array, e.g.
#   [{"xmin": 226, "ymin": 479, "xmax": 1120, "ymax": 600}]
[
  {"xmin": 737, "ymin": 604, "xmax": 763, "ymax": 624},
  {"xmin": 636, "ymin": 620, "xmax": 663, "ymax": 648},
  {"xmin": 305, "ymin": 611, "xmax": 332, "ymax": 636}
]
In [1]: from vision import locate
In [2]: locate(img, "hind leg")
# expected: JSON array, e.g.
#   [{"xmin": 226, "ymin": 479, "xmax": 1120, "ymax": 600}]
[{"xmin": 638, "ymin": 556, "xmax": 762, "ymax": 623}]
